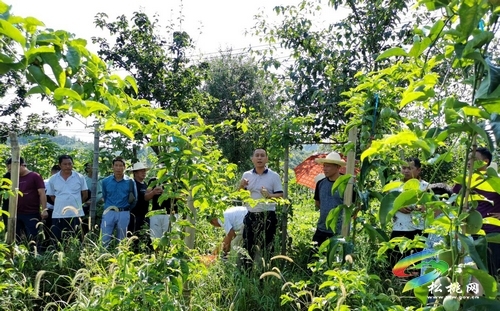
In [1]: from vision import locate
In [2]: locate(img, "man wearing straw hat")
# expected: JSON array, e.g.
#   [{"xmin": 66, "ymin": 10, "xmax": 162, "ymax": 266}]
[{"xmin": 312, "ymin": 151, "xmax": 346, "ymax": 248}]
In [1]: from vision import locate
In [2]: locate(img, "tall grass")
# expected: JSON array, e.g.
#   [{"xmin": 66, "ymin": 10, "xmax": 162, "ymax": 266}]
[{"xmin": 0, "ymin": 193, "xmax": 416, "ymax": 311}]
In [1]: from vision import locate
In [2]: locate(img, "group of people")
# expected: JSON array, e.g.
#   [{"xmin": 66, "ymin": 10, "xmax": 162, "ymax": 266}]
[
  {"xmin": 388, "ymin": 148, "xmax": 500, "ymax": 277},
  {"xmin": 3, "ymin": 146, "xmax": 500, "ymax": 276},
  {"xmin": 208, "ymin": 148, "xmax": 347, "ymax": 266},
  {"xmin": 1, "ymin": 155, "xmax": 181, "ymax": 250},
  {"xmin": 209, "ymin": 147, "xmax": 500, "ymax": 279}
]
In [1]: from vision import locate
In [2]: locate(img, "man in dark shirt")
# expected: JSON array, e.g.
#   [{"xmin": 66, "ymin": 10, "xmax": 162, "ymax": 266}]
[
  {"xmin": 312, "ymin": 152, "xmax": 346, "ymax": 247},
  {"xmin": 128, "ymin": 163, "xmax": 160, "ymax": 240},
  {"xmin": 7, "ymin": 157, "xmax": 47, "ymax": 247},
  {"xmin": 453, "ymin": 147, "xmax": 500, "ymax": 276},
  {"xmin": 148, "ymin": 177, "xmax": 181, "ymax": 239}
]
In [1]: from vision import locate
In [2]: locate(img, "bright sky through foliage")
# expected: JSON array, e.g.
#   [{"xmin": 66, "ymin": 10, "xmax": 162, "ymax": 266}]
[{"xmin": 7, "ymin": 0, "xmax": 346, "ymax": 142}]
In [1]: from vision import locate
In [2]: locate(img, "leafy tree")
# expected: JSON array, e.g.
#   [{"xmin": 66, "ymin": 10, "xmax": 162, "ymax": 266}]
[
  {"xmin": 251, "ymin": 0, "xmax": 414, "ymax": 142},
  {"xmin": 0, "ymin": 31, "xmax": 64, "ymax": 142},
  {"xmin": 203, "ymin": 51, "xmax": 278, "ymax": 166},
  {"xmin": 92, "ymin": 11, "xmax": 216, "ymax": 157}
]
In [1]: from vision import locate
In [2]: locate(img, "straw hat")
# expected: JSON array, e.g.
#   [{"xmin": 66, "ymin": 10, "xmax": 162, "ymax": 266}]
[
  {"xmin": 130, "ymin": 162, "xmax": 150, "ymax": 171},
  {"xmin": 315, "ymin": 152, "xmax": 347, "ymax": 166}
]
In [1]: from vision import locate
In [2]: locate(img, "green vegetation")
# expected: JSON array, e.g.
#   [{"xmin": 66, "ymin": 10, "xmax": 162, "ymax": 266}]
[{"xmin": 1, "ymin": 0, "xmax": 500, "ymax": 310}]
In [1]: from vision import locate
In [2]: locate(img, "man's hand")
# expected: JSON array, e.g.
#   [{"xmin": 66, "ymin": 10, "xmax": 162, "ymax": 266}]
[
  {"xmin": 152, "ymin": 186, "xmax": 163, "ymax": 195},
  {"xmin": 239, "ymin": 178, "xmax": 249, "ymax": 189},
  {"xmin": 41, "ymin": 209, "xmax": 48, "ymax": 220}
]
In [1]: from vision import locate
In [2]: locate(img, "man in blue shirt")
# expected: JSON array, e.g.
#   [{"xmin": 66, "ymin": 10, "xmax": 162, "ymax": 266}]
[{"xmin": 101, "ymin": 157, "xmax": 137, "ymax": 247}]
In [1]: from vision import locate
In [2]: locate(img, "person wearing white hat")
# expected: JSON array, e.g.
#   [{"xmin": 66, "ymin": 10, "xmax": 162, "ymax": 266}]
[
  {"xmin": 101, "ymin": 157, "xmax": 138, "ymax": 247},
  {"xmin": 312, "ymin": 152, "xmax": 347, "ymax": 249},
  {"xmin": 128, "ymin": 162, "xmax": 161, "ymax": 241}
]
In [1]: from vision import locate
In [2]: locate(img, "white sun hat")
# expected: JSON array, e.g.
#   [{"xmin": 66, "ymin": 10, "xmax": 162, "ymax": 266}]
[
  {"xmin": 315, "ymin": 152, "xmax": 347, "ymax": 167},
  {"xmin": 130, "ymin": 162, "xmax": 150, "ymax": 171}
]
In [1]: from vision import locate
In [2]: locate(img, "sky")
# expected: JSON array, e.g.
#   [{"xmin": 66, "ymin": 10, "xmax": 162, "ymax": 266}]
[{"xmin": 6, "ymin": 0, "xmax": 347, "ymax": 142}]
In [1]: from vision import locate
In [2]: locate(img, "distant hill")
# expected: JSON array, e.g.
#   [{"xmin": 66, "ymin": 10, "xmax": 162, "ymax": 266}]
[{"xmin": 16, "ymin": 135, "xmax": 93, "ymax": 150}]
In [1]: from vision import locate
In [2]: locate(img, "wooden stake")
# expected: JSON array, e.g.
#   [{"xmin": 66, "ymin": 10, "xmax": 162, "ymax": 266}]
[
  {"xmin": 342, "ymin": 127, "xmax": 357, "ymax": 238},
  {"xmin": 6, "ymin": 132, "xmax": 20, "ymax": 245},
  {"xmin": 281, "ymin": 144, "xmax": 289, "ymax": 255}
]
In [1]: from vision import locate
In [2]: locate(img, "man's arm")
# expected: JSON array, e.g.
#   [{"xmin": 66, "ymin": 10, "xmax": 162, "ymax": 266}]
[
  {"xmin": 144, "ymin": 186, "xmax": 162, "ymax": 201},
  {"xmin": 315, "ymin": 200, "xmax": 320, "ymax": 211},
  {"xmin": 38, "ymin": 188, "xmax": 48, "ymax": 219},
  {"xmin": 222, "ymin": 228, "xmax": 237, "ymax": 254},
  {"xmin": 81, "ymin": 190, "xmax": 89, "ymax": 203}
]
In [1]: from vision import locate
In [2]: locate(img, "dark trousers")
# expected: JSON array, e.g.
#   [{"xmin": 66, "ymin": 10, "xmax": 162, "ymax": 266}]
[
  {"xmin": 51, "ymin": 218, "xmax": 81, "ymax": 241},
  {"xmin": 16, "ymin": 213, "xmax": 40, "ymax": 241},
  {"xmin": 312, "ymin": 229, "xmax": 334, "ymax": 248},
  {"xmin": 472, "ymin": 235, "xmax": 500, "ymax": 277},
  {"xmin": 242, "ymin": 211, "xmax": 277, "ymax": 262},
  {"xmin": 388, "ymin": 230, "xmax": 423, "ymax": 272}
]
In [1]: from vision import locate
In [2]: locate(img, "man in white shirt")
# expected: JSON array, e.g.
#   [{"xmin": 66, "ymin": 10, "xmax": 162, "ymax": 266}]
[
  {"xmin": 239, "ymin": 148, "xmax": 283, "ymax": 264},
  {"xmin": 46, "ymin": 155, "xmax": 88, "ymax": 241},
  {"xmin": 209, "ymin": 205, "xmax": 248, "ymax": 255},
  {"xmin": 389, "ymin": 157, "xmax": 428, "ymax": 269}
]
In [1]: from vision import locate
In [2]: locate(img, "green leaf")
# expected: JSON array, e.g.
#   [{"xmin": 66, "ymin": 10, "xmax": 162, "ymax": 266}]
[
  {"xmin": 458, "ymin": 1, "xmax": 487, "ymax": 41},
  {"xmin": 124, "ymin": 76, "xmax": 138, "ymax": 95},
  {"xmin": 376, "ymin": 47, "xmax": 408, "ymax": 61},
  {"xmin": 0, "ymin": 61, "xmax": 24, "ymax": 74},
  {"xmin": 462, "ymin": 106, "xmax": 490, "ymax": 119},
  {"xmin": 421, "ymin": 0, "xmax": 450, "ymax": 11},
  {"xmin": 82, "ymin": 100, "xmax": 111, "ymax": 117},
  {"xmin": 104, "ymin": 120, "xmax": 134, "ymax": 140},
  {"xmin": 331, "ymin": 174, "xmax": 352, "ymax": 198},
  {"xmin": 66, "ymin": 45, "xmax": 81, "ymax": 71},
  {"xmin": 0, "ymin": 2, "xmax": 9, "ymax": 14},
  {"xmin": 483, "ymin": 217, "xmax": 500, "ymax": 228},
  {"xmin": 379, "ymin": 191, "xmax": 400, "ymax": 227},
  {"xmin": 463, "ymin": 30, "xmax": 494, "ymax": 56},
  {"xmin": 54, "ymin": 87, "xmax": 82, "ymax": 102},
  {"xmin": 393, "ymin": 189, "xmax": 418, "ymax": 211},
  {"xmin": 428, "ymin": 19, "xmax": 445, "ymax": 41},
  {"xmin": 382, "ymin": 181, "xmax": 403, "ymax": 192},
  {"xmin": 462, "ymin": 266, "xmax": 497, "ymax": 299},
  {"xmin": 40, "ymin": 52, "xmax": 65, "ymax": 87},
  {"xmin": 25, "ymin": 46, "xmax": 54, "ymax": 63},
  {"xmin": 26, "ymin": 85, "xmax": 50, "ymax": 96},
  {"xmin": 408, "ymin": 37, "xmax": 431, "ymax": 58},
  {"xmin": 400, "ymin": 91, "xmax": 426, "ymax": 109},
  {"xmin": 457, "ymin": 233, "xmax": 488, "ymax": 272},
  {"xmin": 403, "ymin": 179, "xmax": 422, "ymax": 191},
  {"xmin": 27, "ymin": 65, "xmax": 58, "ymax": 91},
  {"xmin": 475, "ymin": 58, "xmax": 500, "ymax": 100},
  {"xmin": 479, "ymin": 99, "xmax": 500, "ymax": 114},
  {"xmin": 463, "ymin": 297, "xmax": 500, "ymax": 310},
  {"xmin": 0, "ymin": 19, "xmax": 26, "ymax": 47}
]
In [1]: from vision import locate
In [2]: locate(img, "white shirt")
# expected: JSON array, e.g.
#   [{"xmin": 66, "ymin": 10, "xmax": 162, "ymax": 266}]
[
  {"xmin": 44, "ymin": 179, "xmax": 54, "ymax": 210},
  {"xmin": 221, "ymin": 206, "xmax": 248, "ymax": 234},
  {"xmin": 47, "ymin": 171, "xmax": 88, "ymax": 218},
  {"xmin": 392, "ymin": 179, "xmax": 429, "ymax": 231},
  {"xmin": 242, "ymin": 168, "xmax": 283, "ymax": 212}
]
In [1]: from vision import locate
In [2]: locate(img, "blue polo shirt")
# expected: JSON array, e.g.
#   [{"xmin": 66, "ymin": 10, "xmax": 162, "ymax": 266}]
[{"xmin": 102, "ymin": 174, "xmax": 137, "ymax": 210}]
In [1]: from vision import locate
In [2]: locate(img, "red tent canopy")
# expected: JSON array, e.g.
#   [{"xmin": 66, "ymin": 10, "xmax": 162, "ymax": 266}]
[{"xmin": 294, "ymin": 153, "xmax": 359, "ymax": 190}]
